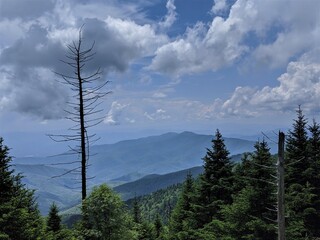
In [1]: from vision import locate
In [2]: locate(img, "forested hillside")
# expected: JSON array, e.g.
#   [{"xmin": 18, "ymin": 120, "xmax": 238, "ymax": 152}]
[
  {"xmin": 1, "ymin": 107, "xmax": 320, "ymax": 239},
  {"xmin": 12, "ymin": 132, "xmax": 257, "ymax": 214}
]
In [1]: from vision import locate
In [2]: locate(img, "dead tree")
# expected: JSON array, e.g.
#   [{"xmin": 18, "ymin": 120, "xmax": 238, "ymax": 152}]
[
  {"xmin": 277, "ymin": 132, "xmax": 285, "ymax": 240},
  {"xmin": 49, "ymin": 28, "xmax": 109, "ymax": 200}
]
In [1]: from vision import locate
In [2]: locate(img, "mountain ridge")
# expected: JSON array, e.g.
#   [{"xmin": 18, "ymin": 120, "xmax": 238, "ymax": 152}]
[{"xmin": 12, "ymin": 131, "xmax": 276, "ymax": 214}]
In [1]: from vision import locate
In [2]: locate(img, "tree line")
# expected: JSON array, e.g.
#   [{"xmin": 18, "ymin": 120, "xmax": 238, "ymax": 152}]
[
  {"xmin": 1, "ymin": 106, "xmax": 319, "ymax": 239},
  {"xmin": 167, "ymin": 106, "xmax": 320, "ymax": 239}
]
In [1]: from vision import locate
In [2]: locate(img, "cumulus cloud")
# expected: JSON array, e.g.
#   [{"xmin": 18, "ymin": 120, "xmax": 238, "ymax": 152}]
[
  {"xmin": 0, "ymin": 0, "xmax": 168, "ymax": 120},
  {"xmin": 81, "ymin": 17, "xmax": 168, "ymax": 73},
  {"xmin": 0, "ymin": 66, "xmax": 68, "ymax": 119},
  {"xmin": 208, "ymin": 49, "xmax": 320, "ymax": 118},
  {"xmin": 150, "ymin": 0, "xmax": 320, "ymax": 75},
  {"xmin": 104, "ymin": 101, "xmax": 129, "ymax": 125},
  {"xmin": 212, "ymin": 0, "xmax": 228, "ymax": 14},
  {"xmin": 1, "ymin": 0, "xmax": 319, "ymax": 125}
]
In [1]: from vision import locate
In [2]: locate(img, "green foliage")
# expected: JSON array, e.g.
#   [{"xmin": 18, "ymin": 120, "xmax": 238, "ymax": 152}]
[
  {"xmin": 0, "ymin": 137, "xmax": 45, "ymax": 240},
  {"xmin": 154, "ymin": 214, "xmax": 163, "ymax": 239},
  {"xmin": 285, "ymin": 108, "xmax": 320, "ymax": 237},
  {"xmin": 127, "ymin": 184, "xmax": 182, "ymax": 224},
  {"xmin": 132, "ymin": 197, "xmax": 142, "ymax": 224},
  {"xmin": 44, "ymin": 202, "xmax": 77, "ymax": 240},
  {"xmin": 169, "ymin": 173, "xmax": 195, "ymax": 239},
  {"xmin": 286, "ymin": 106, "xmax": 309, "ymax": 185},
  {"xmin": 134, "ymin": 221, "xmax": 155, "ymax": 240},
  {"xmin": 47, "ymin": 202, "xmax": 61, "ymax": 232},
  {"xmin": 78, "ymin": 184, "xmax": 136, "ymax": 240},
  {"xmin": 192, "ymin": 129, "xmax": 234, "ymax": 228},
  {"xmin": 3, "ymin": 106, "xmax": 320, "ymax": 239}
]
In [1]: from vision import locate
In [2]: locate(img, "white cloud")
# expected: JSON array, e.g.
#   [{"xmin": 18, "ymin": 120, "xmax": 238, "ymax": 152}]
[
  {"xmin": 104, "ymin": 101, "xmax": 129, "ymax": 125},
  {"xmin": 212, "ymin": 0, "xmax": 228, "ymax": 14},
  {"xmin": 0, "ymin": 0, "xmax": 169, "ymax": 120},
  {"xmin": 207, "ymin": 49, "xmax": 320, "ymax": 118},
  {"xmin": 144, "ymin": 108, "xmax": 171, "ymax": 121},
  {"xmin": 150, "ymin": 0, "xmax": 320, "ymax": 76},
  {"xmin": 159, "ymin": 0, "xmax": 177, "ymax": 30},
  {"xmin": 152, "ymin": 92, "xmax": 167, "ymax": 98}
]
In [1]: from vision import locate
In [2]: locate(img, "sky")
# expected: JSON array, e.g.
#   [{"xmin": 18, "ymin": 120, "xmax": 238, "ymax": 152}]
[{"xmin": 0, "ymin": 0, "xmax": 320, "ymax": 157}]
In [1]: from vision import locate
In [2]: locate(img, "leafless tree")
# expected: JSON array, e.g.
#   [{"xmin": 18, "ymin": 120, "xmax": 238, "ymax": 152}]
[{"xmin": 49, "ymin": 27, "xmax": 110, "ymax": 200}]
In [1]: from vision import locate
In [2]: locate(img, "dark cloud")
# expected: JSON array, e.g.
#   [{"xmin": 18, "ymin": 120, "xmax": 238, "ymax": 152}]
[
  {"xmin": 0, "ymin": 0, "xmax": 54, "ymax": 20},
  {"xmin": 0, "ymin": 24, "xmax": 65, "ymax": 68},
  {"xmin": 0, "ymin": 15, "xmax": 166, "ymax": 119},
  {"xmin": 0, "ymin": 24, "xmax": 68, "ymax": 119},
  {"xmin": 81, "ymin": 18, "xmax": 136, "ymax": 73},
  {"xmin": 1, "ymin": 67, "xmax": 68, "ymax": 120}
]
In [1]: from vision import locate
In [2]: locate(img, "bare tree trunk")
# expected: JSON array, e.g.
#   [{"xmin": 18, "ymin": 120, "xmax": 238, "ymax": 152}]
[
  {"xmin": 277, "ymin": 131, "xmax": 285, "ymax": 240},
  {"xmin": 77, "ymin": 39, "xmax": 87, "ymax": 200},
  {"xmin": 49, "ymin": 27, "xmax": 109, "ymax": 200}
]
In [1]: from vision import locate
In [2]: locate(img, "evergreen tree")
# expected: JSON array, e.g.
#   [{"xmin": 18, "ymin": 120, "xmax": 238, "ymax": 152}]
[
  {"xmin": 132, "ymin": 196, "xmax": 142, "ymax": 224},
  {"xmin": 0, "ymin": 137, "xmax": 44, "ymax": 239},
  {"xmin": 246, "ymin": 141, "xmax": 276, "ymax": 222},
  {"xmin": 169, "ymin": 173, "xmax": 195, "ymax": 239},
  {"xmin": 192, "ymin": 129, "xmax": 233, "ymax": 228},
  {"xmin": 306, "ymin": 119, "xmax": 320, "ymax": 237},
  {"xmin": 285, "ymin": 107, "xmax": 319, "ymax": 238},
  {"xmin": 47, "ymin": 202, "xmax": 62, "ymax": 232},
  {"xmin": 224, "ymin": 140, "xmax": 276, "ymax": 239},
  {"xmin": 154, "ymin": 214, "xmax": 163, "ymax": 239},
  {"xmin": 286, "ymin": 106, "xmax": 309, "ymax": 185}
]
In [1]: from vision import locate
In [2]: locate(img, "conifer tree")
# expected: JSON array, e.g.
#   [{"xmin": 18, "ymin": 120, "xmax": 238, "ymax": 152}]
[
  {"xmin": 285, "ymin": 107, "xmax": 319, "ymax": 238},
  {"xmin": 224, "ymin": 140, "xmax": 276, "ymax": 239},
  {"xmin": 192, "ymin": 129, "xmax": 233, "ymax": 228},
  {"xmin": 286, "ymin": 106, "xmax": 309, "ymax": 185},
  {"xmin": 154, "ymin": 214, "xmax": 163, "ymax": 239},
  {"xmin": 308, "ymin": 119, "xmax": 320, "ymax": 192},
  {"xmin": 169, "ymin": 173, "xmax": 194, "ymax": 239},
  {"xmin": 0, "ymin": 137, "xmax": 44, "ymax": 239},
  {"xmin": 47, "ymin": 202, "xmax": 62, "ymax": 232},
  {"xmin": 305, "ymin": 119, "xmax": 320, "ymax": 237},
  {"xmin": 247, "ymin": 141, "xmax": 276, "ymax": 221},
  {"xmin": 132, "ymin": 196, "xmax": 142, "ymax": 224}
]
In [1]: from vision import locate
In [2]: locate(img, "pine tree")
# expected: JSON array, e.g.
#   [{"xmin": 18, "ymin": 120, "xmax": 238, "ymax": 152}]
[
  {"xmin": 247, "ymin": 141, "xmax": 276, "ymax": 221},
  {"xmin": 47, "ymin": 202, "xmax": 61, "ymax": 232},
  {"xmin": 169, "ymin": 173, "xmax": 195, "ymax": 239},
  {"xmin": 0, "ymin": 137, "xmax": 44, "ymax": 239},
  {"xmin": 132, "ymin": 196, "xmax": 142, "ymax": 224},
  {"xmin": 286, "ymin": 106, "xmax": 309, "ymax": 185},
  {"xmin": 224, "ymin": 140, "xmax": 277, "ymax": 239},
  {"xmin": 305, "ymin": 119, "xmax": 320, "ymax": 237},
  {"xmin": 192, "ymin": 129, "xmax": 233, "ymax": 228},
  {"xmin": 308, "ymin": 119, "xmax": 320, "ymax": 193},
  {"xmin": 154, "ymin": 214, "xmax": 163, "ymax": 239},
  {"xmin": 285, "ymin": 107, "xmax": 319, "ymax": 238}
]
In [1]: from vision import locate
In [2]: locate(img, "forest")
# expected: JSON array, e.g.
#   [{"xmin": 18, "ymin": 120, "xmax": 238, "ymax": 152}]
[{"xmin": 1, "ymin": 106, "xmax": 320, "ymax": 240}]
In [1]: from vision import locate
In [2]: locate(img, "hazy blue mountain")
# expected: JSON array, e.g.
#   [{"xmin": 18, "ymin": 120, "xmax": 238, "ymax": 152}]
[
  {"xmin": 12, "ymin": 131, "xmax": 276, "ymax": 214},
  {"xmin": 114, "ymin": 166, "xmax": 203, "ymax": 200},
  {"xmin": 13, "ymin": 164, "xmax": 81, "ymax": 214},
  {"xmin": 14, "ymin": 131, "xmax": 274, "ymax": 181}
]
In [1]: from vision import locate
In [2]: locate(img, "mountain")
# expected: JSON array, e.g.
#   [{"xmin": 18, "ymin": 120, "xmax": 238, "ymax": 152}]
[
  {"xmin": 12, "ymin": 131, "xmax": 275, "ymax": 214},
  {"xmin": 13, "ymin": 164, "xmax": 81, "ymax": 214},
  {"xmin": 114, "ymin": 166, "xmax": 203, "ymax": 200}
]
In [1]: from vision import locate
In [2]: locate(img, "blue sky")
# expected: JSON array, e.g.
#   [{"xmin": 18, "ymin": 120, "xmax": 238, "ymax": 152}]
[{"xmin": 0, "ymin": 0, "xmax": 320, "ymax": 157}]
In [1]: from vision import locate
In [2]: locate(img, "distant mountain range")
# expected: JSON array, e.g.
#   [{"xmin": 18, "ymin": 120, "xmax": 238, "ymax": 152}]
[{"xmin": 12, "ymin": 131, "xmax": 277, "ymax": 214}]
